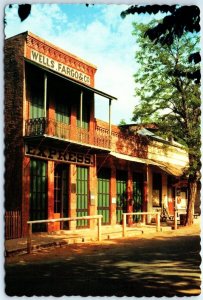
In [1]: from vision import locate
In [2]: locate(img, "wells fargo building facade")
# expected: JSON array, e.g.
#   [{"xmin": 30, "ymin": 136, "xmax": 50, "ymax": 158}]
[{"xmin": 5, "ymin": 32, "xmax": 188, "ymax": 237}]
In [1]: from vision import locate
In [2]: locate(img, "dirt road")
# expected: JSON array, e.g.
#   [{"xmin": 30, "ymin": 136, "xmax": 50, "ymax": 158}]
[{"xmin": 5, "ymin": 224, "xmax": 201, "ymax": 297}]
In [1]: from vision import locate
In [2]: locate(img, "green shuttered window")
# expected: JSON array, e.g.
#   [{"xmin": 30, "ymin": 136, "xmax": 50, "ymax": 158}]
[
  {"xmin": 98, "ymin": 168, "xmax": 110, "ymax": 224},
  {"xmin": 133, "ymin": 173, "xmax": 144, "ymax": 222},
  {"xmin": 55, "ymin": 92, "xmax": 70, "ymax": 124},
  {"xmin": 116, "ymin": 170, "xmax": 127, "ymax": 224},
  {"xmin": 29, "ymin": 68, "xmax": 44, "ymax": 119},
  {"xmin": 76, "ymin": 93, "xmax": 90, "ymax": 129},
  {"xmin": 30, "ymin": 159, "xmax": 47, "ymax": 232},
  {"xmin": 76, "ymin": 166, "xmax": 89, "ymax": 227}
]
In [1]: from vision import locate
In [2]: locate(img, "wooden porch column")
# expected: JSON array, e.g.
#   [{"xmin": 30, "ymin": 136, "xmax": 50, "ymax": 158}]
[
  {"xmin": 69, "ymin": 90, "xmax": 77, "ymax": 141},
  {"xmin": 69, "ymin": 164, "xmax": 77, "ymax": 230},
  {"xmin": 47, "ymin": 161, "xmax": 55, "ymax": 232},
  {"xmin": 89, "ymin": 160, "xmax": 97, "ymax": 229},
  {"xmin": 89, "ymin": 93, "xmax": 95, "ymax": 144},
  {"xmin": 47, "ymin": 88, "xmax": 55, "ymax": 136},
  {"xmin": 147, "ymin": 165, "xmax": 153, "ymax": 224},
  {"xmin": 110, "ymin": 159, "xmax": 116, "ymax": 225},
  {"xmin": 162, "ymin": 173, "xmax": 168, "ymax": 208},
  {"xmin": 142, "ymin": 165, "xmax": 149, "ymax": 223},
  {"xmin": 80, "ymin": 90, "xmax": 83, "ymax": 128},
  {"xmin": 109, "ymin": 98, "xmax": 112, "ymax": 148},
  {"xmin": 44, "ymin": 73, "xmax": 47, "ymax": 118},
  {"xmin": 22, "ymin": 156, "xmax": 30, "ymax": 237},
  {"xmin": 127, "ymin": 163, "xmax": 133, "ymax": 225}
]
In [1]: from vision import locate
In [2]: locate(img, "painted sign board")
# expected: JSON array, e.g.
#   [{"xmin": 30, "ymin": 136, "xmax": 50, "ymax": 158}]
[
  {"xmin": 30, "ymin": 49, "xmax": 91, "ymax": 85},
  {"xmin": 25, "ymin": 144, "xmax": 94, "ymax": 166}
]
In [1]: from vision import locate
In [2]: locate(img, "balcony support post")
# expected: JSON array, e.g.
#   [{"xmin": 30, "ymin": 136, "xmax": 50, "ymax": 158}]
[
  {"xmin": 80, "ymin": 90, "xmax": 83, "ymax": 128},
  {"xmin": 44, "ymin": 73, "xmax": 47, "ymax": 118},
  {"xmin": 109, "ymin": 98, "xmax": 112, "ymax": 147},
  {"xmin": 79, "ymin": 91, "xmax": 84, "ymax": 142}
]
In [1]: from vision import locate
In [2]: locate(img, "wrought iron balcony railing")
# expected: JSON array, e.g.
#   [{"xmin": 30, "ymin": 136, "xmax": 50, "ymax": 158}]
[
  {"xmin": 24, "ymin": 118, "xmax": 148, "ymax": 156},
  {"xmin": 25, "ymin": 117, "xmax": 47, "ymax": 136},
  {"xmin": 25, "ymin": 118, "xmax": 111, "ymax": 149}
]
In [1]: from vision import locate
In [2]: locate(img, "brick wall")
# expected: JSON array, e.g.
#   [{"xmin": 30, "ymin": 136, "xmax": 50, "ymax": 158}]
[
  {"xmin": 4, "ymin": 33, "xmax": 26, "ymax": 210},
  {"xmin": 96, "ymin": 119, "xmax": 148, "ymax": 157}
]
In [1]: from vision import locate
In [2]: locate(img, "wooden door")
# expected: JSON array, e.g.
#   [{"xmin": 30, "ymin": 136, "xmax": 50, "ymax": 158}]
[
  {"xmin": 116, "ymin": 170, "xmax": 127, "ymax": 224},
  {"xmin": 76, "ymin": 166, "xmax": 89, "ymax": 228}
]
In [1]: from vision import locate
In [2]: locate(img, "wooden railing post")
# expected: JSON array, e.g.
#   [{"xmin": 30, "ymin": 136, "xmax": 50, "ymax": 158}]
[
  {"xmin": 27, "ymin": 223, "xmax": 32, "ymax": 254},
  {"xmin": 27, "ymin": 215, "xmax": 103, "ymax": 253},
  {"xmin": 174, "ymin": 209, "xmax": 177, "ymax": 230},
  {"xmin": 156, "ymin": 212, "xmax": 160, "ymax": 232},
  {"xmin": 122, "ymin": 212, "xmax": 162, "ymax": 236},
  {"xmin": 122, "ymin": 213, "xmax": 126, "ymax": 237},
  {"xmin": 98, "ymin": 216, "xmax": 102, "ymax": 241}
]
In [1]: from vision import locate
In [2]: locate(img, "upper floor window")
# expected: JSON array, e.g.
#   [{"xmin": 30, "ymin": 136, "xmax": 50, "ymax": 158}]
[
  {"xmin": 26, "ymin": 63, "xmax": 44, "ymax": 119},
  {"xmin": 54, "ymin": 80, "xmax": 70, "ymax": 125},
  {"xmin": 76, "ymin": 91, "xmax": 91, "ymax": 129}
]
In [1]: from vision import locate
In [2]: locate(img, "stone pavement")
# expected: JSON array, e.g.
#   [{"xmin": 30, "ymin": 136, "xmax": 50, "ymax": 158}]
[{"xmin": 5, "ymin": 219, "xmax": 200, "ymax": 256}]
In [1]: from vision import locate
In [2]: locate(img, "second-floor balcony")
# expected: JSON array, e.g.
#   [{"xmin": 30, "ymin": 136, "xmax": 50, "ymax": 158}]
[
  {"xmin": 24, "ymin": 117, "xmax": 148, "ymax": 157},
  {"xmin": 25, "ymin": 117, "xmax": 111, "ymax": 149}
]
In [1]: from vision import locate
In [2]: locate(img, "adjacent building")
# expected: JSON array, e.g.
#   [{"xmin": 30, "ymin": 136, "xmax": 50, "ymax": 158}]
[{"xmin": 5, "ymin": 32, "xmax": 189, "ymax": 238}]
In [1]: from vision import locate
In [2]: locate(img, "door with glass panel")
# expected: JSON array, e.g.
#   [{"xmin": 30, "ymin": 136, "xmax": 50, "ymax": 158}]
[
  {"xmin": 76, "ymin": 166, "xmax": 89, "ymax": 228},
  {"xmin": 97, "ymin": 168, "xmax": 110, "ymax": 224},
  {"xmin": 54, "ymin": 164, "xmax": 68, "ymax": 229}
]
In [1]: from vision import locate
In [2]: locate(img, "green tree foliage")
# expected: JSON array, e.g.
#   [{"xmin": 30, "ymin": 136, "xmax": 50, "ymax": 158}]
[
  {"xmin": 121, "ymin": 5, "xmax": 200, "ymax": 83},
  {"xmin": 119, "ymin": 119, "xmax": 127, "ymax": 126},
  {"xmin": 121, "ymin": 5, "xmax": 200, "ymax": 40},
  {"xmin": 132, "ymin": 20, "xmax": 200, "ymax": 225}
]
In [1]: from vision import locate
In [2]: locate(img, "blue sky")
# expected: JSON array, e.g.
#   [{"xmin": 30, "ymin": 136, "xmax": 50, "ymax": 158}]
[{"xmin": 4, "ymin": 3, "xmax": 171, "ymax": 124}]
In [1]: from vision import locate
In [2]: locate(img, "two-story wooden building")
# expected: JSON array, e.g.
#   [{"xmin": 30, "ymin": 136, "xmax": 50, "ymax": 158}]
[{"xmin": 5, "ymin": 32, "xmax": 189, "ymax": 238}]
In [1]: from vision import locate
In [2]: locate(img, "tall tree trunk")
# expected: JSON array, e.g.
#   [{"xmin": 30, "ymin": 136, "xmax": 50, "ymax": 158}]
[{"xmin": 185, "ymin": 177, "xmax": 197, "ymax": 225}]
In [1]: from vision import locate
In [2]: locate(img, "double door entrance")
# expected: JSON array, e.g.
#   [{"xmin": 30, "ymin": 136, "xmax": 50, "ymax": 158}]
[
  {"xmin": 54, "ymin": 164, "xmax": 69, "ymax": 229},
  {"xmin": 116, "ymin": 171, "xmax": 144, "ymax": 224},
  {"xmin": 30, "ymin": 160, "xmax": 69, "ymax": 231},
  {"xmin": 30, "ymin": 160, "xmax": 90, "ymax": 231},
  {"xmin": 54, "ymin": 165, "xmax": 90, "ymax": 229}
]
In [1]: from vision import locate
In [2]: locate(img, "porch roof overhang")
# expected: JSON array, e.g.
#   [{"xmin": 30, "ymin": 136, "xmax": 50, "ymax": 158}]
[
  {"xmin": 24, "ymin": 135, "xmax": 111, "ymax": 154},
  {"xmin": 110, "ymin": 151, "xmax": 162, "ymax": 166},
  {"xmin": 158, "ymin": 164, "xmax": 186, "ymax": 177},
  {"xmin": 110, "ymin": 151, "xmax": 185, "ymax": 177},
  {"xmin": 25, "ymin": 58, "xmax": 117, "ymax": 101}
]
